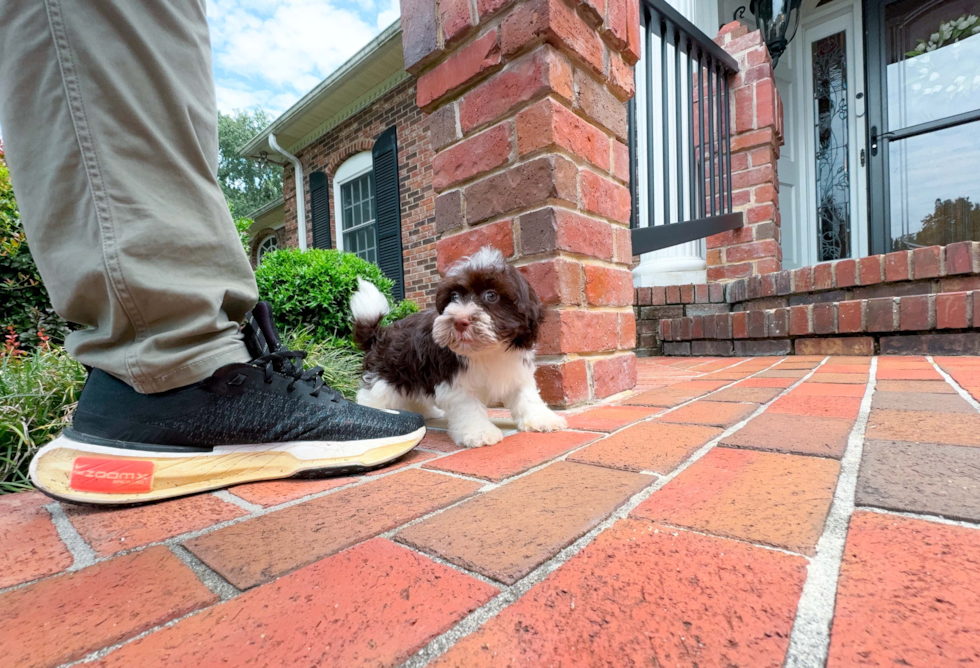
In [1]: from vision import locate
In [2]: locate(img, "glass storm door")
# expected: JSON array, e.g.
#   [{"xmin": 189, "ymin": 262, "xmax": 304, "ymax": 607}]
[{"xmin": 866, "ymin": 0, "xmax": 980, "ymax": 253}]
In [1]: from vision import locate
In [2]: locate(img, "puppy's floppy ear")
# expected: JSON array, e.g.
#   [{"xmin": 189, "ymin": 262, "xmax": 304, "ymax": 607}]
[{"xmin": 508, "ymin": 264, "xmax": 541, "ymax": 349}]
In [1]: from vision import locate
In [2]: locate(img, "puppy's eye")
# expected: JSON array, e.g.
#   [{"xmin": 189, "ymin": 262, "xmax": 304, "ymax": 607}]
[
  {"xmin": 450, "ymin": 292, "xmax": 461, "ymax": 303},
  {"xmin": 483, "ymin": 290, "xmax": 499, "ymax": 304}
]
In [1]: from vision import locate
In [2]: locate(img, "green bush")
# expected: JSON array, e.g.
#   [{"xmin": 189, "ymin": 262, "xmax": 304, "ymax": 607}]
[
  {"xmin": 254, "ymin": 247, "xmax": 418, "ymax": 347},
  {"xmin": 0, "ymin": 163, "xmax": 70, "ymax": 349},
  {"xmin": 1, "ymin": 346, "xmax": 87, "ymax": 493}
]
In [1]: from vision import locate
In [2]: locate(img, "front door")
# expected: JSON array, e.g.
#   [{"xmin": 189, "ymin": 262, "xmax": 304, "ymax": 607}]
[
  {"xmin": 775, "ymin": 0, "xmax": 869, "ymax": 268},
  {"xmin": 866, "ymin": 0, "xmax": 980, "ymax": 253}
]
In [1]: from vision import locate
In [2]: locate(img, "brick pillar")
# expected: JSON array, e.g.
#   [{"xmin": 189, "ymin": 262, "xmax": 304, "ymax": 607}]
[
  {"xmin": 706, "ymin": 22, "xmax": 784, "ymax": 283},
  {"xmin": 400, "ymin": 0, "xmax": 639, "ymax": 407}
]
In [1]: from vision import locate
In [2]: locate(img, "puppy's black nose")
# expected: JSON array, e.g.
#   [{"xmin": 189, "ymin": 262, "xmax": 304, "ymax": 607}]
[{"xmin": 454, "ymin": 318, "xmax": 470, "ymax": 333}]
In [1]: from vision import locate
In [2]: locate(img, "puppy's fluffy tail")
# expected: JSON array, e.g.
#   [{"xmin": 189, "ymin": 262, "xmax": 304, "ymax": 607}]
[{"xmin": 350, "ymin": 277, "xmax": 390, "ymax": 351}]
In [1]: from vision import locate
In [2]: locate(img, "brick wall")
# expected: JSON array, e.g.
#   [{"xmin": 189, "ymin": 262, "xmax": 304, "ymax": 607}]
[
  {"xmin": 402, "ymin": 0, "xmax": 641, "ymax": 407},
  {"xmin": 282, "ymin": 79, "xmax": 440, "ymax": 308}
]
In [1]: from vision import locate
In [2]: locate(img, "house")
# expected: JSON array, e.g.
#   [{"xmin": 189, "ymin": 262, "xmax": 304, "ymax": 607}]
[
  {"xmin": 239, "ymin": 21, "xmax": 439, "ymax": 306},
  {"xmin": 240, "ymin": 0, "xmax": 980, "ymax": 403}
]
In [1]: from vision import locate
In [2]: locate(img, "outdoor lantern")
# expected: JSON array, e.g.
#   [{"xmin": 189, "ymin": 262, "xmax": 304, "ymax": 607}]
[{"xmin": 746, "ymin": 0, "xmax": 803, "ymax": 68}]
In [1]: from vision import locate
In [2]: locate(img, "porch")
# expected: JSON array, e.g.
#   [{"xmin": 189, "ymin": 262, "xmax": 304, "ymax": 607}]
[
  {"xmin": 5, "ymin": 355, "xmax": 980, "ymax": 666},
  {"xmin": 628, "ymin": 0, "xmax": 980, "ymax": 356}
]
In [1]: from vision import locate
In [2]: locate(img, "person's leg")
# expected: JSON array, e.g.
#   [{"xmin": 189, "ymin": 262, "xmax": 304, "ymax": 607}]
[
  {"xmin": 2, "ymin": 0, "xmax": 426, "ymax": 506},
  {"xmin": 0, "ymin": 0, "xmax": 255, "ymax": 393}
]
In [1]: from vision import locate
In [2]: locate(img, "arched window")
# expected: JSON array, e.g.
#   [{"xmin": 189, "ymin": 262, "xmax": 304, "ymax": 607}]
[
  {"xmin": 333, "ymin": 151, "xmax": 377, "ymax": 263},
  {"xmin": 256, "ymin": 233, "xmax": 278, "ymax": 264}
]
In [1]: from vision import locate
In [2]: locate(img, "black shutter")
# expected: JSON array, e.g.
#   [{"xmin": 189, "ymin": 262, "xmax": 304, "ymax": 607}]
[
  {"xmin": 309, "ymin": 171, "xmax": 331, "ymax": 249},
  {"xmin": 372, "ymin": 126, "xmax": 405, "ymax": 299}
]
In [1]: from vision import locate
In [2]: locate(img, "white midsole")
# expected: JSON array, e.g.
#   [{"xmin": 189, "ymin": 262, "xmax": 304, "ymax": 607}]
[{"xmin": 29, "ymin": 426, "xmax": 426, "ymax": 472}]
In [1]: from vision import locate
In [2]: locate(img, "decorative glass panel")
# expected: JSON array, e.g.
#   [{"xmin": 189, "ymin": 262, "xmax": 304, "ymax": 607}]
[
  {"xmin": 341, "ymin": 171, "xmax": 378, "ymax": 262},
  {"xmin": 812, "ymin": 31, "xmax": 851, "ymax": 262}
]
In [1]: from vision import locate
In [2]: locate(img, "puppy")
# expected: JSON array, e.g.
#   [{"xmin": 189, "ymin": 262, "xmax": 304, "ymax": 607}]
[{"xmin": 350, "ymin": 247, "xmax": 567, "ymax": 447}]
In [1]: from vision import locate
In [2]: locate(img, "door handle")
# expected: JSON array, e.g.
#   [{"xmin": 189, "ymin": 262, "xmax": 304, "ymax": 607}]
[{"xmin": 870, "ymin": 126, "xmax": 895, "ymax": 156}]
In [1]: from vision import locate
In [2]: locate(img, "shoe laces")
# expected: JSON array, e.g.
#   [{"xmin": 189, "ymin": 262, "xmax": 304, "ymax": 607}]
[{"xmin": 252, "ymin": 349, "xmax": 342, "ymax": 402}]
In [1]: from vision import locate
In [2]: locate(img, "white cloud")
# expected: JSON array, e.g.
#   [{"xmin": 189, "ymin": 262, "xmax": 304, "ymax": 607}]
[
  {"xmin": 207, "ymin": 0, "xmax": 400, "ymax": 115},
  {"xmin": 376, "ymin": 0, "xmax": 400, "ymax": 29}
]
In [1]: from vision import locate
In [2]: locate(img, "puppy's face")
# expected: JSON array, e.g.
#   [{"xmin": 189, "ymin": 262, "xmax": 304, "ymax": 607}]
[{"xmin": 432, "ymin": 248, "xmax": 541, "ymax": 356}]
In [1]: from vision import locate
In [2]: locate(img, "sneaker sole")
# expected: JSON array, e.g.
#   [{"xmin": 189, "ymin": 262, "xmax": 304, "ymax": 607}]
[{"xmin": 29, "ymin": 426, "xmax": 426, "ymax": 506}]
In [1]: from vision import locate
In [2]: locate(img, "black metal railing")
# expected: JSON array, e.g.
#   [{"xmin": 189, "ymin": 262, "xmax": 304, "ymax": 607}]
[{"xmin": 629, "ymin": 0, "xmax": 743, "ymax": 256}]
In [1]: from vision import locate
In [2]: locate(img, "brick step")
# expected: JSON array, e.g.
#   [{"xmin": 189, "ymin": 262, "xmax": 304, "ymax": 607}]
[{"xmin": 659, "ymin": 290, "xmax": 980, "ymax": 356}]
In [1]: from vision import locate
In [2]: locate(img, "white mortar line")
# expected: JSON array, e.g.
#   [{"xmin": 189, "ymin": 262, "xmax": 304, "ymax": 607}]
[
  {"xmin": 211, "ymin": 489, "xmax": 262, "ymax": 513},
  {"xmin": 168, "ymin": 544, "xmax": 239, "ymax": 601},
  {"xmin": 784, "ymin": 356, "xmax": 878, "ymax": 668},
  {"xmin": 44, "ymin": 502, "xmax": 97, "ymax": 571},
  {"xmin": 927, "ymin": 355, "xmax": 980, "ymax": 412},
  {"xmin": 401, "ymin": 356, "xmax": 830, "ymax": 667}
]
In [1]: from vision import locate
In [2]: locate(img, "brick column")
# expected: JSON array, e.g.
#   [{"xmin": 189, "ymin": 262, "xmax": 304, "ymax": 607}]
[
  {"xmin": 706, "ymin": 22, "xmax": 784, "ymax": 283},
  {"xmin": 401, "ymin": 0, "xmax": 640, "ymax": 407}
]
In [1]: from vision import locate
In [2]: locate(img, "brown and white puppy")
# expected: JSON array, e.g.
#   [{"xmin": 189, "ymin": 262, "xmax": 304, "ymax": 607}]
[{"xmin": 350, "ymin": 247, "xmax": 566, "ymax": 447}]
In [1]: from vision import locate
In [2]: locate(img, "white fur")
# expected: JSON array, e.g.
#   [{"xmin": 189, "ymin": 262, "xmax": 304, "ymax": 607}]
[
  {"xmin": 355, "ymin": 246, "xmax": 566, "ymax": 447},
  {"xmin": 447, "ymin": 246, "xmax": 506, "ymax": 276},
  {"xmin": 350, "ymin": 277, "xmax": 389, "ymax": 324}
]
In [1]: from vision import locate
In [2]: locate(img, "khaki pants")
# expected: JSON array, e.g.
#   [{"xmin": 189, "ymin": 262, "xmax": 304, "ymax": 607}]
[{"xmin": 0, "ymin": 0, "xmax": 258, "ymax": 393}]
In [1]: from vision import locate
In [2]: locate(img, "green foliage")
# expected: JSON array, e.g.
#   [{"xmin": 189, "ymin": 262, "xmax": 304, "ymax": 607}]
[
  {"xmin": 279, "ymin": 327, "xmax": 364, "ymax": 400},
  {"xmin": 218, "ymin": 109, "xmax": 283, "ymax": 216},
  {"xmin": 0, "ymin": 163, "xmax": 70, "ymax": 350},
  {"xmin": 1, "ymin": 346, "xmax": 87, "ymax": 493},
  {"xmin": 254, "ymin": 247, "xmax": 418, "ymax": 347},
  {"xmin": 232, "ymin": 208, "xmax": 254, "ymax": 255}
]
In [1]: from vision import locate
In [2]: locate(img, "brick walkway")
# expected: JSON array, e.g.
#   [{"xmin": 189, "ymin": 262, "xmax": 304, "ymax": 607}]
[{"xmin": 4, "ymin": 356, "xmax": 980, "ymax": 667}]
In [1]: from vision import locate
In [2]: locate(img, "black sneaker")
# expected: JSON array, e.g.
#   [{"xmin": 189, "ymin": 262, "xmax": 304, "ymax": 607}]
[{"xmin": 30, "ymin": 302, "xmax": 425, "ymax": 505}]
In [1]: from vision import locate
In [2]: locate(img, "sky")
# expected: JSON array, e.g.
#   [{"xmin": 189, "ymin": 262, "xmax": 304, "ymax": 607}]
[{"xmin": 206, "ymin": 0, "xmax": 400, "ymax": 117}]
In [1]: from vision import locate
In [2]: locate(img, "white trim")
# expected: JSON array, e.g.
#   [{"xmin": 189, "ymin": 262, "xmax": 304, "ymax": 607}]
[
  {"xmin": 237, "ymin": 20, "xmax": 402, "ymax": 159},
  {"xmin": 333, "ymin": 151, "xmax": 374, "ymax": 253}
]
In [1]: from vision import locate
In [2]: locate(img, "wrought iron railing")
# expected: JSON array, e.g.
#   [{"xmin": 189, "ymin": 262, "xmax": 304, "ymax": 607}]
[{"xmin": 629, "ymin": 0, "xmax": 743, "ymax": 256}]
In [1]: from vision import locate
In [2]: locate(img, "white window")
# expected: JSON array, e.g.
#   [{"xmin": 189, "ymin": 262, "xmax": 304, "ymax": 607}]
[
  {"xmin": 256, "ymin": 233, "xmax": 278, "ymax": 264},
  {"xmin": 333, "ymin": 151, "xmax": 377, "ymax": 263}
]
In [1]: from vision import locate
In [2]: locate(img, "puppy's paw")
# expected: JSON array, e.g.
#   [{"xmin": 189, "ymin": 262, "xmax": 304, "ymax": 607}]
[
  {"xmin": 518, "ymin": 407, "xmax": 567, "ymax": 433},
  {"xmin": 452, "ymin": 423, "xmax": 504, "ymax": 448}
]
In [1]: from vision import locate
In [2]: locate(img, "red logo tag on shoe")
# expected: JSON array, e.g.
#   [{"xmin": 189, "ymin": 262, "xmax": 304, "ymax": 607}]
[{"xmin": 70, "ymin": 457, "xmax": 155, "ymax": 494}]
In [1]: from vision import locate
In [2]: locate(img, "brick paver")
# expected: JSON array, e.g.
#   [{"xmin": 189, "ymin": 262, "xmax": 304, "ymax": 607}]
[
  {"xmin": 866, "ymin": 408, "xmax": 980, "ymax": 446},
  {"xmin": 185, "ymin": 470, "xmax": 482, "ymax": 589},
  {"xmin": 434, "ymin": 519, "xmax": 808, "ymax": 667},
  {"xmin": 65, "ymin": 493, "xmax": 247, "ymax": 556},
  {"xmin": 568, "ymin": 421, "xmax": 721, "ymax": 473},
  {"xmin": 0, "ymin": 546, "xmax": 215, "ymax": 668},
  {"xmin": 828, "ymin": 512, "xmax": 980, "ymax": 666},
  {"xmin": 6, "ymin": 355, "xmax": 980, "ymax": 667},
  {"xmin": 93, "ymin": 540, "xmax": 496, "ymax": 667},
  {"xmin": 659, "ymin": 400, "xmax": 758, "ymax": 427},
  {"xmin": 229, "ymin": 475, "xmax": 354, "ymax": 507},
  {"xmin": 397, "ymin": 461, "xmax": 650, "ymax": 584},
  {"xmin": 722, "ymin": 413, "xmax": 854, "ymax": 458},
  {"xmin": 423, "ymin": 430, "xmax": 599, "ymax": 481},
  {"xmin": 856, "ymin": 439, "xmax": 980, "ymax": 521},
  {"xmin": 563, "ymin": 404, "xmax": 659, "ymax": 431},
  {"xmin": 0, "ymin": 492, "xmax": 72, "ymax": 589},
  {"xmin": 632, "ymin": 447, "xmax": 840, "ymax": 554}
]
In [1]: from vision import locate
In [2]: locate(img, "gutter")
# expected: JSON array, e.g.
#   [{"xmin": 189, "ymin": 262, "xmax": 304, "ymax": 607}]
[{"xmin": 268, "ymin": 134, "xmax": 307, "ymax": 251}]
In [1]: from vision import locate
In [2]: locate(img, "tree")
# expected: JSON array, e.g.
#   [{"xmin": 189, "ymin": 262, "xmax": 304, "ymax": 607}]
[
  {"xmin": 217, "ymin": 109, "xmax": 283, "ymax": 217},
  {"xmin": 894, "ymin": 196, "xmax": 980, "ymax": 250}
]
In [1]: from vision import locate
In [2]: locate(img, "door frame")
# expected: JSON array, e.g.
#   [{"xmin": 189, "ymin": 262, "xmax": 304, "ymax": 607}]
[
  {"xmin": 864, "ymin": 0, "xmax": 980, "ymax": 254},
  {"xmin": 799, "ymin": 0, "xmax": 869, "ymax": 265}
]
